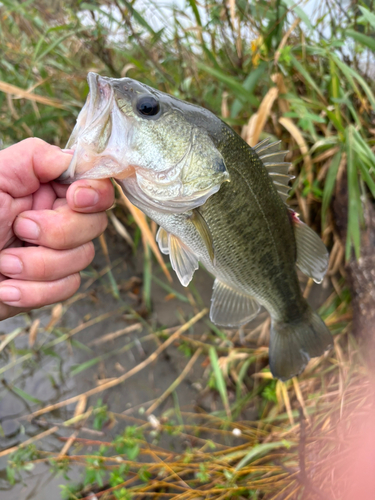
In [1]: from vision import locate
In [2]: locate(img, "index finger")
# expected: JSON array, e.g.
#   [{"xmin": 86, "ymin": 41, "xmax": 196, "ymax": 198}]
[{"xmin": 0, "ymin": 138, "xmax": 74, "ymax": 198}]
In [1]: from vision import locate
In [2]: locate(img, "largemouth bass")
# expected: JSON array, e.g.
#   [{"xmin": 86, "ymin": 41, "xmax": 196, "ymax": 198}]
[{"xmin": 60, "ymin": 72, "xmax": 332, "ymax": 380}]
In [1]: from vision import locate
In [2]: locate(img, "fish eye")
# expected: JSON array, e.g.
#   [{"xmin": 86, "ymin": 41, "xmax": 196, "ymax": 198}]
[{"xmin": 136, "ymin": 95, "xmax": 160, "ymax": 117}]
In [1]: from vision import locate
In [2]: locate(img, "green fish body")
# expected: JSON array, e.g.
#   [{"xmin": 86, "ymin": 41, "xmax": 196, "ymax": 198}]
[{"xmin": 61, "ymin": 72, "xmax": 332, "ymax": 380}]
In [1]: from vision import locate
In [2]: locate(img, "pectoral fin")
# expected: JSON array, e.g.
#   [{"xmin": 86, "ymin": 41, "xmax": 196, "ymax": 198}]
[
  {"xmin": 169, "ymin": 234, "xmax": 199, "ymax": 287},
  {"xmin": 291, "ymin": 212, "xmax": 329, "ymax": 284},
  {"xmin": 156, "ymin": 227, "xmax": 169, "ymax": 255},
  {"xmin": 210, "ymin": 279, "xmax": 261, "ymax": 327},
  {"xmin": 189, "ymin": 209, "xmax": 215, "ymax": 262},
  {"xmin": 156, "ymin": 227, "xmax": 199, "ymax": 287}
]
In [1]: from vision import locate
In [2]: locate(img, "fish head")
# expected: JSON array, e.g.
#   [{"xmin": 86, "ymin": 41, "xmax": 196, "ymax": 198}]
[{"xmin": 60, "ymin": 72, "xmax": 229, "ymax": 213}]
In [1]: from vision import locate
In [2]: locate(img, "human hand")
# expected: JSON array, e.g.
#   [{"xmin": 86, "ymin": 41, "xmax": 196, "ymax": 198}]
[{"xmin": 0, "ymin": 138, "xmax": 114, "ymax": 321}]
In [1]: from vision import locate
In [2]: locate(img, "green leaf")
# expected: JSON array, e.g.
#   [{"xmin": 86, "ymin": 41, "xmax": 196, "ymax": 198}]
[
  {"xmin": 350, "ymin": 129, "xmax": 375, "ymax": 198},
  {"xmin": 282, "ymin": 0, "xmax": 312, "ymax": 30},
  {"xmin": 346, "ymin": 29, "xmax": 375, "ymax": 52},
  {"xmin": 329, "ymin": 58, "xmax": 343, "ymax": 129},
  {"xmin": 36, "ymin": 29, "xmax": 86, "ymax": 62},
  {"xmin": 197, "ymin": 63, "xmax": 258, "ymax": 106},
  {"xmin": 230, "ymin": 64, "xmax": 265, "ymax": 118},
  {"xmin": 70, "ymin": 357, "xmax": 100, "ymax": 376},
  {"xmin": 346, "ymin": 127, "xmax": 362, "ymax": 261},
  {"xmin": 152, "ymin": 275, "xmax": 190, "ymax": 303},
  {"xmin": 119, "ymin": 0, "xmax": 156, "ymax": 35},
  {"xmin": 359, "ymin": 6, "xmax": 375, "ymax": 29},
  {"xmin": 357, "ymin": 159, "xmax": 375, "ymax": 199},
  {"xmin": 0, "ymin": 327, "xmax": 23, "ymax": 352},
  {"xmin": 209, "ymin": 347, "xmax": 231, "ymax": 420},
  {"xmin": 332, "ymin": 54, "xmax": 375, "ymax": 111},
  {"xmin": 290, "ymin": 55, "xmax": 324, "ymax": 98},
  {"xmin": 11, "ymin": 386, "xmax": 42, "ymax": 404},
  {"xmin": 322, "ymin": 150, "xmax": 342, "ymax": 229},
  {"xmin": 187, "ymin": 0, "xmax": 202, "ymax": 26},
  {"xmin": 235, "ymin": 441, "xmax": 293, "ymax": 470}
]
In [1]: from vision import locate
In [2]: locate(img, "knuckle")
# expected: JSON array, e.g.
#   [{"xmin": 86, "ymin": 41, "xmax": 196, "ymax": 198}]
[
  {"xmin": 44, "ymin": 214, "xmax": 69, "ymax": 248},
  {"xmin": 21, "ymin": 137, "xmax": 44, "ymax": 153},
  {"xmin": 37, "ymin": 252, "xmax": 48, "ymax": 279}
]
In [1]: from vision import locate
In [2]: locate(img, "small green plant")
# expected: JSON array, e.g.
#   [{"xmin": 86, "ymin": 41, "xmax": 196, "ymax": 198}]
[
  {"xmin": 196, "ymin": 462, "xmax": 210, "ymax": 483},
  {"xmin": 112, "ymin": 426, "xmax": 143, "ymax": 460},
  {"xmin": 262, "ymin": 379, "xmax": 278, "ymax": 403},
  {"xmin": 6, "ymin": 445, "xmax": 39, "ymax": 485},
  {"xmin": 84, "ymin": 446, "xmax": 108, "ymax": 488},
  {"xmin": 93, "ymin": 399, "xmax": 108, "ymax": 430}
]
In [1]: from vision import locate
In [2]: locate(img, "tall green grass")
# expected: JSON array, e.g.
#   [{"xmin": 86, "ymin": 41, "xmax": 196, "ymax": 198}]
[{"xmin": 1, "ymin": 0, "xmax": 374, "ymax": 256}]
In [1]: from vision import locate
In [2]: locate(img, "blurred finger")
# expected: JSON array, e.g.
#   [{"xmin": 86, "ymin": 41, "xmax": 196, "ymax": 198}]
[
  {"xmin": 32, "ymin": 183, "xmax": 57, "ymax": 210},
  {"xmin": 0, "ymin": 274, "xmax": 81, "ymax": 308},
  {"xmin": 0, "ymin": 242, "xmax": 95, "ymax": 281},
  {"xmin": 0, "ymin": 193, "xmax": 32, "ymax": 248},
  {"xmin": 0, "ymin": 302, "xmax": 31, "ymax": 322},
  {"xmin": 13, "ymin": 205, "xmax": 108, "ymax": 249},
  {"xmin": 52, "ymin": 182, "xmax": 69, "ymax": 198},
  {"xmin": 53, "ymin": 198, "xmax": 67, "ymax": 210}
]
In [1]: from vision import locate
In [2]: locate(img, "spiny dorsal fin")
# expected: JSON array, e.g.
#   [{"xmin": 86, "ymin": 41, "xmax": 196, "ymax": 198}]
[
  {"xmin": 253, "ymin": 138, "xmax": 294, "ymax": 203},
  {"xmin": 290, "ymin": 211, "xmax": 329, "ymax": 284},
  {"xmin": 210, "ymin": 279, "xmax": 261, "ymax": 327},
  {"xmin": 156, "ymin": 227, "xmax": 199, "ymax": 287}
]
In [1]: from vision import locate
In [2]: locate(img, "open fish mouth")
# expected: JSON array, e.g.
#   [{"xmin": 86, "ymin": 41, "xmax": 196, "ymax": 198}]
[{"xmin": 58, "ymin": 72, "xmax": 131, "ymax": 183}]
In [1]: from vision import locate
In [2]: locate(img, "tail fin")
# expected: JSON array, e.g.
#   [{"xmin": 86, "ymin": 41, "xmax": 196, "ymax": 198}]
[{"xmin": 269, "ymin": 307, "xmax": 332, "ymax": 381}]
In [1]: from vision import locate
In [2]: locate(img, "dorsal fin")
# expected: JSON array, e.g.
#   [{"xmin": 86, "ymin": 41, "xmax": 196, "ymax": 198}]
[{"xmin": 253, "ymin": 138, "xmax": 294, "ymax": 203}]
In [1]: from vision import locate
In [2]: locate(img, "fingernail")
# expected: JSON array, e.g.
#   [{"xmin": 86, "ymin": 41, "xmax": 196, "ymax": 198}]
[
  {"xmin": 0, "ymin": 255, "xmax": 23, "ymax": 275},
  {"xmin": 0, "ymin": 286, "xmax": 21, "ymax": 303},
  {"xmin": 15, "ymin": 218, "xmax": 40, "ymax": 241},
  {"xmin": 61, "ymin": 148, "xmax": 74, "ymax": 155},
  {"xmin": 74, "ymin": 187, "xmax": 99, "ymax": 208}
]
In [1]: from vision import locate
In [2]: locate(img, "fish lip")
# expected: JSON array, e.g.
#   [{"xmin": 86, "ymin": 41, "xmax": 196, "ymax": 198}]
[{"xmin": 57, "ymin": 73, "xmax": 115, "ymax": 183}]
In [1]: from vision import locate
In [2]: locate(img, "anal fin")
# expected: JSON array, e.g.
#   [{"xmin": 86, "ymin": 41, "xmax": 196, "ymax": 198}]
[
  {"xmin": 291, "ymin": 212, "xmax": 329, "ymax": 284},
  {"xmin": 210, "ymin": 279, "xmax": 261, "ymax": 327}
]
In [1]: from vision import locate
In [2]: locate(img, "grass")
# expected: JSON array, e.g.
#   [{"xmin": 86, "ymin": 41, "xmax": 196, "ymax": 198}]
[
  {"xmin": 1, "ymin": 0, "xmax": 375, "ymax": 498},
  {"xmin": 1, "ymin": 290, "xmax": 369, "ymax": 499}
]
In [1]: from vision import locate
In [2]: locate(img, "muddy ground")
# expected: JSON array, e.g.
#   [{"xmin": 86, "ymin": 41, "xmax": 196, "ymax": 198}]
[{"xmin": 0, "ymin": 227, "xmax": 329, "ymax": 499}]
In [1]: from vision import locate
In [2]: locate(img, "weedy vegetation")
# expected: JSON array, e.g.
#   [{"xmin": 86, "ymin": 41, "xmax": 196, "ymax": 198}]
[{"xmin": 0, "ymin": 0, "xmax": 374, "ymax": 498}]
